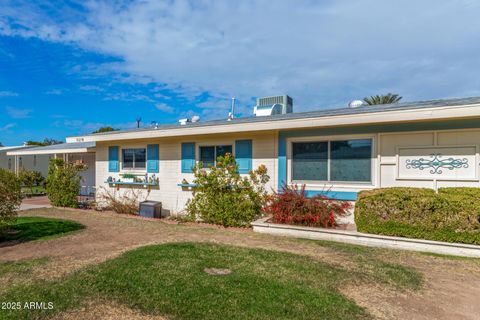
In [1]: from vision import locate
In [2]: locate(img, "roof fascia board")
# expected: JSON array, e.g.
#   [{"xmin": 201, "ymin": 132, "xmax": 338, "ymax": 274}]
[{"xmin": 7, "ymin": 148, "xmax": 95, "ymax": 156}]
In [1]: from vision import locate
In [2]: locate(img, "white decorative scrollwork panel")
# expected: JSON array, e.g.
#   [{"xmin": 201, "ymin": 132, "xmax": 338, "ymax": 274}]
[{"xmin": 397, "ymin": 146, "xmax": 477, "ymax": 181}]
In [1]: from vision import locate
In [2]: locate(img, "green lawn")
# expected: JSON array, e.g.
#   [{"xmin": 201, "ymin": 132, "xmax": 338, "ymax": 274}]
[
  {"xmin": 0, "ymin": 217, "xmax": 85, "ymax": 243},
  {"xmin": 0, "ymin": 258, "xmax": 50, "ymax": 277},
  {"xmin": 0, "ymin": 242, "xmax": 423, "ymax": 320}
]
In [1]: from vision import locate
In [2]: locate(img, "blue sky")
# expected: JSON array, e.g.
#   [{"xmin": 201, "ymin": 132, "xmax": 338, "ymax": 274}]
[{"xmin": 1, "ymin": 0, "xmax": 480, "ymax": 145}]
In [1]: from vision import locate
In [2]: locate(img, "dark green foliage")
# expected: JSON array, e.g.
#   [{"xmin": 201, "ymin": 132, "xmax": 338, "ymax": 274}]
[
  {"xmin": 0, "ymin": 168, "xmax": 22, "ymax": 230},
  {"xmin": 363, "ymin": 93, "xmax": 402, "ymax": 105},
  {"xmin": 92, "ymin": 126, "xmax": 118, "ymax": 134},
  {"xmin": 1, "ymin": 243, "xmax": 370, "ymax": 320},
  {"xmin": 355, "ymin": 187, "xmax": 480, "ymax": 244},
  {"xmin": 186, "ymin": 154, "xmax": 270, "ymax": 227},
  {"xmin": 46, "ymin": 158, "xmax": 86, "ymax": 208},
  {"xmin": 25, "ymin": 138, "xmax": 62, "ymax": 146},
  {"xmin": 0, "ymin": 217, "xmax": 85, "ymax": 243}
]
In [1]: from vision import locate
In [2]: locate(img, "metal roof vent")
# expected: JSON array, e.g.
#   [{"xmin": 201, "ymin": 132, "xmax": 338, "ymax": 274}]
[
  {"xmin": 348, "ymin": 100, "xmax": 364, "ymax": 108},
  {"xmin": 178, "ymin": 118, "xmax": 190, "ymax": 125},
  {"xmin": 254, "ymin": 95, "xmax": 293, "ymax": 116}
]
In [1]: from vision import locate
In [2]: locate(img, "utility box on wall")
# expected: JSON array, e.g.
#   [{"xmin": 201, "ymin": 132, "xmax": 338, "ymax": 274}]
[{"xmin": 139, "ymin": 201, "xmax": 162, "ymax": 218}]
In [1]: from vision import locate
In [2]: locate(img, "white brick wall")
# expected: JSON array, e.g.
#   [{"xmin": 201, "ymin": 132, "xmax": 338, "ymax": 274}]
[{"xmin": 96, "ymin": 131, "xmax": 278, "ymax": 215}]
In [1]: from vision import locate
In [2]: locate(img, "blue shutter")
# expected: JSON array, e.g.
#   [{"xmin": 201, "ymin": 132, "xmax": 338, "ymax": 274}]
[
  {"xmin": 235, "ymin": 139, "xmax": 252, "ymax": 174},
  {"xmin": 108, "ymin": 146, "xmax": 119, "ymax": 172},
  {"xmin": 147, "ymin": 144, "xmax": 159, "ymax": 173},
  {"xmin": 181, "ymin": 142, "xmax": 195, "ymax": 173}
]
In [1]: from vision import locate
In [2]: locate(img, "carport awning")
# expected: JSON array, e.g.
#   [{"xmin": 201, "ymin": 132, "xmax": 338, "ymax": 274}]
[{"xmin": 6, "ymin": 141, "xmax": 96, "ymax": 156}]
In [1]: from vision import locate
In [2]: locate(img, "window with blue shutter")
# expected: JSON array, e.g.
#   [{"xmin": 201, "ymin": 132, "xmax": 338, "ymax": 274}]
[
  {"xmin": 181, "ymin": 142, "xmax": 195, "ymax": 173},
  {"xmin": 147, "ymin": 144, "xmax": 159, "ymax": 173},
  {"xmin": 108, "ymin": 146, "xmax": 119, "ymax": 172},
  {"xmin": 235, "ymin": 139, "xmax": 252, "ymax": 174}
]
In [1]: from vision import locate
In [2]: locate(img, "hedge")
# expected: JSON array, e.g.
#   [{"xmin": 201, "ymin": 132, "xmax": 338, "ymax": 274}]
[{"xmin": 355, "ymin": 187, "xmax": 480, "ymax": 245}]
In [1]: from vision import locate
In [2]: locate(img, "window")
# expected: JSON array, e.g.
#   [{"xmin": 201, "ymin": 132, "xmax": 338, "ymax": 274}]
[
  {"xmin": 330, "ymin": 139, "xmax": 372, "ymax": 182},
  {"xmin": 200, "ymin": 145, "xmax": 232, "ymax": 167},
  {"xmin": 8, "ymin": 158, "xmax": 11, "ymax": 170},
  {"xmin": 122, "ymin": 148, "xmax": 146, "ymax": 169},
  {"xmin": 33, "ymin": 155, "xmax": 37, "ymax": 167},
  {"xmin": 19, "ymin": 157, "xmax": 23, "ymax": 169},
  {"xmin": 292, "ymin": 139, "xmax": 372, "ymax": 183},
  {"xmin": 292, "ymin": 142, "xmax": 328, "ymax": 181}
]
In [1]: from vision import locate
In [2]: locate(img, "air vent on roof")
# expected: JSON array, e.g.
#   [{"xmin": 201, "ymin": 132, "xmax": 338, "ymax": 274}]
[
  {"xmin": 179, "ymin": 118, "xmax": 190, "ymax": 125},
  {"xmin": 254, "ymin": 95, "xmax": 293, "ymax": 116},
  {"xmin": 348, "ymin": 100, "xmax": 364, "ymax": 108},
  {"xmin": 178, "ymin": 116, "xmax": 200, "ymax": 125}
]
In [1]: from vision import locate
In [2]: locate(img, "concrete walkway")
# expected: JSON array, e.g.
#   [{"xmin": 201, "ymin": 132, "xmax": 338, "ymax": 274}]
[{"xmin": 19, "ymin": 196, "xmax": 52, "ymax": 211}]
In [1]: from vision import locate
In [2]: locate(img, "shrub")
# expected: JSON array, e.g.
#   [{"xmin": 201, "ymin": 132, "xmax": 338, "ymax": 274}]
[
  {"xmin": 355, "ymin": 187, "xmax": 480, "ymax": 245},
  {"xmin": 99, "ymin": 188, "xmax": 140, "ymax": 215},
  {"xmin": 0, "ymin": 168, "xmax": 22, "ymax": 230},
  {"xmin": 186, "ymin": 153, "xmax": 270, "ymax": 227},
  {"xmin": 46, "ymin": 159, "xmax": 86, "ymax": 208},
  {"xmin": 263, "ymin": 184, "xmax": 350, "ymax": 228},
  {"xmin": 18, "ymin": 169, "xmax": 44, "ymax": 194}
]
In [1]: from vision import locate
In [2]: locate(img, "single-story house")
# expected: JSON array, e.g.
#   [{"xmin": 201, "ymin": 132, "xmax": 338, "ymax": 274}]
[
  {"xmin": 9, "ymin": 95, "xmax": 480, "ymax": 216},
  {"xmin": 0, "ymin": 145, "xmax": 51, "ymax": 176}
]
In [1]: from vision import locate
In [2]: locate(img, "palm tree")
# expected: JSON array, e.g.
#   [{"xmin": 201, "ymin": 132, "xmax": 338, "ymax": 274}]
[{"xmin": 363, "ymin": 93, "xmax": 402, "ymax": 105}]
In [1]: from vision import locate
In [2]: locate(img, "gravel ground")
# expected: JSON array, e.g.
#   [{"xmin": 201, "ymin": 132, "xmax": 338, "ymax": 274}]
[{"xmin": 1, "ymin": 208, "xmax": 480, "ymax": 320}]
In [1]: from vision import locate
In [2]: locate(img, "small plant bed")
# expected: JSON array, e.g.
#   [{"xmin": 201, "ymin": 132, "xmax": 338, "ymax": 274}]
[
  {"xmin": 263, "ymin": 184, "xmax": 351, "ymax": 229},
  {"xmin": 0, "ymin": 217, "xmax": 85, "ymax": 244},
  {"xmin": 0, "ymin": 242, "xmax": 425, "ymax": 319},
  {"xmin": 355, "ymin": 187, "xmax": 480, "ymax": 245}
]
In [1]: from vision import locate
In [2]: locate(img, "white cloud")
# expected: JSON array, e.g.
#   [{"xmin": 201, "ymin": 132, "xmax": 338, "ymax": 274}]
[
  {"xmin": 45, "ymin": 89, "xmax": 65, "ymax": 95},
  {"xmin": 79, "ymin": 85, "xmax": 104, "ymax": 92},
  {"xmin": 0, "ymin": 123, "xmax": 16, "ymax": 131},
  {"xmin": 155, "ymin": 103, "xmax": 174, "ymax": 113},
  {"xmin": 5, "ymin": 106, "xmax": 32, "ymax": 119},
  {"xmin": 2, "ymin": 1, "xmax": 480, "ymax": 111},
  {"xmin": 0, "ymin": 91, "xmax": 18, "ymax": 97},
  {"xmin": 58, "ymin": 119, "xmax": 137, "ymax": 133}
]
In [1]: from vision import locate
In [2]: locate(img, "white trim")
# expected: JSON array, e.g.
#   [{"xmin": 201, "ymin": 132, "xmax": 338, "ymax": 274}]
[{"xmin": 7, "ymin": 147, "xmax": 95, "ymax": 156}]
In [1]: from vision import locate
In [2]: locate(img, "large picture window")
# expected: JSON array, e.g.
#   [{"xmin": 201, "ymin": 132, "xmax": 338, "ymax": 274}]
[
  {"xmin": 200, "ymin": 145, "xmax": 232, "ymax": 167},
  {"xmin": 122, "ymin": 148, "xmax": 146, "ymax": 169},
  {"xmin": 292, "ymin": 139, "xmax": 372, "ymax": 183}
]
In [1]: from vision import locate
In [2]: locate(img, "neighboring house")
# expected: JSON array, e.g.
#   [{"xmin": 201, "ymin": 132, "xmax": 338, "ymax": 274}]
[
  {"xmin": 7, "ymin": 142, "xmax": 96, "ymax": 190},
  {"xmin": 0, "ymin": 145, "xmax": 50, "ymax": 177},
  {"xmin": 8, "ymin": 95, "xmax": 480, "ymax": 215}
]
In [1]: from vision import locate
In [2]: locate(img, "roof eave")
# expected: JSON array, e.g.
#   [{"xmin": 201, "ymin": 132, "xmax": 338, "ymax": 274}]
[
  {"xmin": 68, "ymin": 104, "xmax": 480, "ymax": 143},
  {"xmin": 7, "ymin": 147, "xmax": 96, "ymax": 156}
]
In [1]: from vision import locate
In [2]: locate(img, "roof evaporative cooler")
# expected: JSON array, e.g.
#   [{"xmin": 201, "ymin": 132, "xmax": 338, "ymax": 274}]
[{"xmin": 254, "ymin": 95, "xmax": 293, "ymax": 116}]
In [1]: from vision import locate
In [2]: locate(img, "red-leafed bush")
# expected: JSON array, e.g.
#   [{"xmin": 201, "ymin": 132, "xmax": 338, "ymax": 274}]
[{"xmin": 263, "ymin": 184, "xmax": 351, "ymax": 228}]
